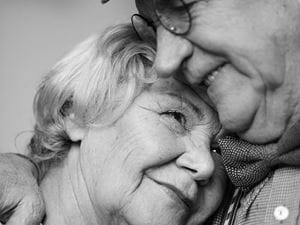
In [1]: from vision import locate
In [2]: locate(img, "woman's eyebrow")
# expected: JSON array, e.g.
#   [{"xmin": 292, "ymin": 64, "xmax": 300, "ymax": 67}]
[{"xmin": 164, "ymin": 92, "xmax": 204, "ymax": 117}]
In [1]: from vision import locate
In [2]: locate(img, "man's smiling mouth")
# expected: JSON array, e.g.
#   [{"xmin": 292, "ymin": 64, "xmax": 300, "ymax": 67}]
[{"xmin": 203, "ymin": 63, "xmax": 227, "ymax": 87}]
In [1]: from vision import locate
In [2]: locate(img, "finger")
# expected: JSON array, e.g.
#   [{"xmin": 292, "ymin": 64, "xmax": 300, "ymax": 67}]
[{"xmin": 5, "ymin": 193, "xmax": 45, "ymax": 225}]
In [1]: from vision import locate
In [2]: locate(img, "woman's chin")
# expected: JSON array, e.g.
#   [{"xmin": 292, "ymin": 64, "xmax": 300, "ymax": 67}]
[{"xmin": 119, "ymin": 177, "xmax": 191, "ymax": 225}]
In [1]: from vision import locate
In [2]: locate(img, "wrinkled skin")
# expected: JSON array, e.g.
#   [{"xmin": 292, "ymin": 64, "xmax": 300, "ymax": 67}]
[
  {"xmin": 0, "ymin": 79, "xmax": 226, "ymax": 225},
  {"xmin": 4, "ymin": 0, "xmax": 300, "ymax": 223},
  {"xmin": 136, "ymin": 0, "xmax": 300, "ymax": 144},
  {"xmin": 75, "ymin": 78, "xmax": 226, "ymax": 225},
  {"xmin": 0, "ymin": 153, "xmax": 45, "ymax": 225}
]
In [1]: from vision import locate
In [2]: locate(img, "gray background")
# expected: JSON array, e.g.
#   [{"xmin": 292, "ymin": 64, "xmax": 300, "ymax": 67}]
[{"xmin": 0, "ymin": 0, "xmax": 136, "ymax": 153}]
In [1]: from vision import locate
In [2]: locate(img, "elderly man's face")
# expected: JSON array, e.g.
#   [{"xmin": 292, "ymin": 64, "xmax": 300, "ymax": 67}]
[
  {"xmin": 80, "ymin": 78, "xmax": 226, "ymax": 225},
  {"xmin": 136, "ymin": 0, "xmax": 300, "ymax": 144}
]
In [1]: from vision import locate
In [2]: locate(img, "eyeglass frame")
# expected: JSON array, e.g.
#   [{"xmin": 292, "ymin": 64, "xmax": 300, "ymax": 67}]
[{"xmin": 105, "ymin": 0, "xmax": 193, "ymax": 36}]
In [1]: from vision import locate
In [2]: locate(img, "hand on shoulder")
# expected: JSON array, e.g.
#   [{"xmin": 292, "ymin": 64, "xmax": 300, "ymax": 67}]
[{"xmin": 0, "ymin": 153, "xmax": 45, "ymax": 225}]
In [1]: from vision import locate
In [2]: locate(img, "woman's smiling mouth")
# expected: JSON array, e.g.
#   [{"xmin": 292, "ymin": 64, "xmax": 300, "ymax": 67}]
[{"xmin": 146, "ymin": 176, "xmax": 195, "ymax": 211}]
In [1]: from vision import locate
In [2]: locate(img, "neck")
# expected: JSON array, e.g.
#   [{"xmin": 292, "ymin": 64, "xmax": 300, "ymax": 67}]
[{"xmin": 41, "ymin": 145, "xmax": 108, "ymax": 225}]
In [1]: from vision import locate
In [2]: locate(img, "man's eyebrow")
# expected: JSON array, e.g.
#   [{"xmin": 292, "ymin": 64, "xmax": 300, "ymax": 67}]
[{"xmin": 164, "ymin": 92, "xmax": 204, "ymax": 117}]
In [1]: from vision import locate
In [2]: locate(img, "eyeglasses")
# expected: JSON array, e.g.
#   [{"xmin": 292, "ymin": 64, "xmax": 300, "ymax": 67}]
[
  {"xmin": 104, "ymin": 0, "xmax": 193, "ymax": 35},
  {"xmin": 132, "ymin": 0, "xmax": 193, "ymax": 41}
]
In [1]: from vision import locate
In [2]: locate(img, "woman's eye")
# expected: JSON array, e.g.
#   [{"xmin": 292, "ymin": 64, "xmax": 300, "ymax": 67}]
[
  {"xmin": 161, "ymin": 111, "xmax": 186, "ymax": 125},
  {"xmin": 160, "ymin": 111, "xmax": 188, "ymax": 134}
]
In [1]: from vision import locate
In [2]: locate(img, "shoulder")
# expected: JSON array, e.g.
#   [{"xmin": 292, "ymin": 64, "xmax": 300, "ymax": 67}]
[{"xmin": 235, "ymin": 167, "xmax": 300, "ymax": 225}]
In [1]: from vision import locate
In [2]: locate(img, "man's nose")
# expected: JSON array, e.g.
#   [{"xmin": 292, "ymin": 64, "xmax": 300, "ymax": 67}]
[
  {"xmin": 176, "ymin": 139, "xmax": 215, "ymax": 182},
  {"xmin": 154, "ymin": 27, "xmax": 193, "ymax": 78}
]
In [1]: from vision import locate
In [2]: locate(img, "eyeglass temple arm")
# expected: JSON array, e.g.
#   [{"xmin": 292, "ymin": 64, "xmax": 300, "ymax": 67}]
[{"xmin": 101, "ymin": 0, "xmax": 110, "ymax": 3}]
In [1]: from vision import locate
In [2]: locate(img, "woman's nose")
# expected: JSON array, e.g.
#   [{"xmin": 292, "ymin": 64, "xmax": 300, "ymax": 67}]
[
  {"xmin": 154, "ymin": 27, "xmax": 193, "ymax": 78},
  {"xmin": 176, "ymin": 140, "xmax": 215, "ymax": 182}
]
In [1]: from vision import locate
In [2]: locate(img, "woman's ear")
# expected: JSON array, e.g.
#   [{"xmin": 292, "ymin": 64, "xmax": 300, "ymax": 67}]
[{"xmin": 65, "ymin": 113, "xmax": 86, "ymax": 142}]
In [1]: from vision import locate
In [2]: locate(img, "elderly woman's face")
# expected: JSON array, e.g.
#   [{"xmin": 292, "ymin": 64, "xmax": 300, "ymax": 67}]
[{"xmin": 80, "ymin": 78, "xmax": 226, "ymax": 225}]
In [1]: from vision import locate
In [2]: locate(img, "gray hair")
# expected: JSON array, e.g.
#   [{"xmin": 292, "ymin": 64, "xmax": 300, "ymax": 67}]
[{"xmin": 28, "ymin": 23, "xmax": 156, "ymax": 171}]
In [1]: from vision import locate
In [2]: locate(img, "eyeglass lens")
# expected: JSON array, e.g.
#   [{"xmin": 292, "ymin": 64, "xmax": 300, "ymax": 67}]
[{"xmin": 154, "ymin": 0, "xmax": 191, "ymax": 35}]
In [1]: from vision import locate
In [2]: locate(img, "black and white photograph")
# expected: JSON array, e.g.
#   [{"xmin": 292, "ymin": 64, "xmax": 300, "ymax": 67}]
[{"xmin": 0, "ymin": 0, "xmax": 299, "ymax": 224}]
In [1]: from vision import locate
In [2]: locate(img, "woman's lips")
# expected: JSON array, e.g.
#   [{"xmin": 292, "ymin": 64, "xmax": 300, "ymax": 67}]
[{"xmin": 147, "ymin": 176, "xmax": 194, "ymax": 210}]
